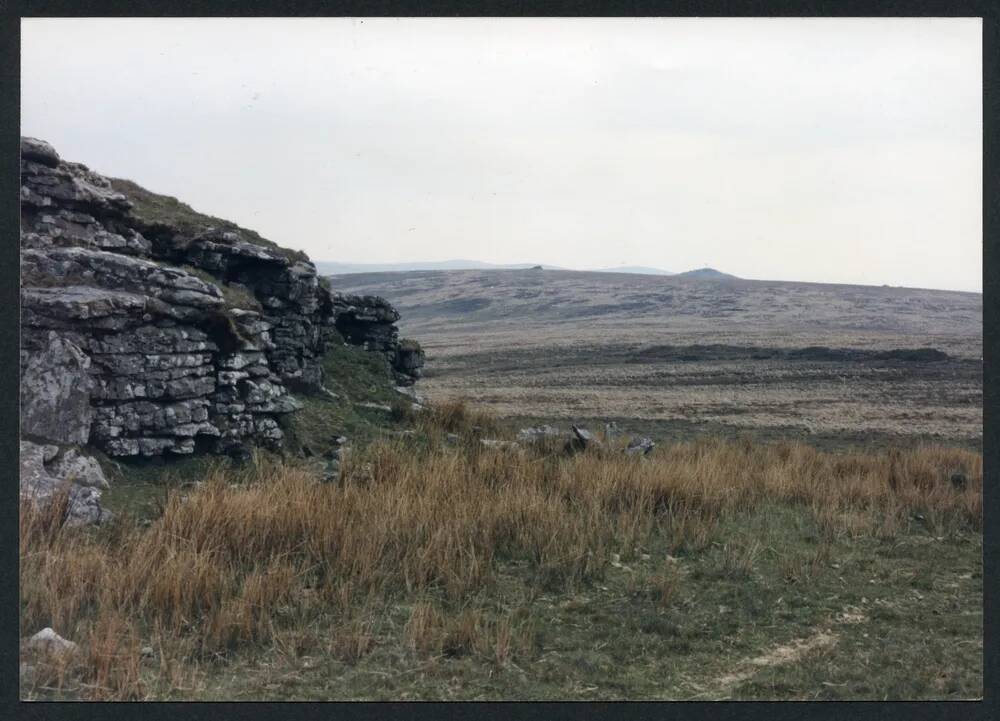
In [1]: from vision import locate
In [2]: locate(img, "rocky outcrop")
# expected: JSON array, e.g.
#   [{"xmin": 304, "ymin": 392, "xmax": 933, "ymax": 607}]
[
  {"xmin": 329, "ymin": 293, "xmax": 424, "ymax": 385},
  {"xmin": 20, "ymin": 136, "xmax": 337, "ymax": 458}
]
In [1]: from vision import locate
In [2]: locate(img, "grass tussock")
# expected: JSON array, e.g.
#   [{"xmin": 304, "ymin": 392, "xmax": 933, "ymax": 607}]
[
  {"xmin": 20, "ymin": 403, "xmax": 982, "ymax": 699},
  {"xmin": 416, "ymin": 397, "xmax": 502, "ymax": 437}
]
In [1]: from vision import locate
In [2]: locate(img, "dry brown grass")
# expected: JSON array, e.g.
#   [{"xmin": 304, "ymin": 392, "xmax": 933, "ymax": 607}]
[
  {"xmin": 416, "ymin": 397, "xmax": 502, "ymax": 438},
  {"xmin": 19, "ymin": 404, "xmax": 982, "ymax": 699}
]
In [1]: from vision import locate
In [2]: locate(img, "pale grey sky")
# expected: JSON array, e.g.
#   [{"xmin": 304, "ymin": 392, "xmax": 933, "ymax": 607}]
[{"xmin": 21, "ymin": 18, "xmax": 982, "ymax": 291}]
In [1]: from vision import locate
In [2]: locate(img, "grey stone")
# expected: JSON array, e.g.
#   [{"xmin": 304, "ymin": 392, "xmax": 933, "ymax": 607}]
[
  {"xmin": 21, "ymin": 137, "xmax": 60, "ymax": 167},
  {"xmin": 625, "ymin": 437, "xmax": 656, "ymax": 456},
  {"xmin": 28, "ymin": 628, "xmax": 79, "ymax": 656},
  {"xmin": 50, "ymin": 448, "xmax": 110, "ymax": 489},
  {"xmin": 517, "ymin": 425, "xmax": 563, "ymax": 442},
  {"xmin": 19, "ymin": 332, "xmax": 94, "ymax": 445},
  {"xmin": 571, "ymin": 425, "xmax": 602, "ymax": 450},
  {"xmin": 19, "ymin": 441, "xmax": 111, "ymax": 526}
]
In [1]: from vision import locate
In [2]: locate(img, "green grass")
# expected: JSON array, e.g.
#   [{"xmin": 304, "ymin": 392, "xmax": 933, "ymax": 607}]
[
  {"xmin": 109, "ymin": 177, "xmax": 308, "ymax": 263},
  {"xmin": 161, "ymin": 501, "xmax": 983, "ymax": 701},
  {"xmin": 100, "ymin": 454, "xmax": 230, "ymax": 521},
  {"xmin": 281, "ymin": 331, "xmax": 415, "ymax": 455}
]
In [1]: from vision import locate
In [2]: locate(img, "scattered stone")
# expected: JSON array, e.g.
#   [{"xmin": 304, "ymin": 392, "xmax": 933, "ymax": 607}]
[
  {"xmin": 517, "ymin": 425, "xmax": 562, "ymax": 442},
  {"xmin": 445, "ymin": 433, "xmax": 461, "ymax": 444},
  {"xmin": 394, "ymin": 385, "xmax": 425, "ymax": 403},
  {"xmin": 625, "ymin": 437, "xmax": 656, "ymax": 456},
  {"xmin": 568, "ymin": 425, "xmax": 602, "ymax": 452},
  {"xmin": 355, "ymin": 401, "xmax": 392, "ymax": 412},
  {"xmin": 28, "ymin": 628, "xmax": 78, "ymax": 656},
  {"xmin": 604, "ymin": 421, "xmax": 621, "ymax": 440},
  {"xmin": 480, "ymin": 439, "xmax": 519, "ymax": 449}
]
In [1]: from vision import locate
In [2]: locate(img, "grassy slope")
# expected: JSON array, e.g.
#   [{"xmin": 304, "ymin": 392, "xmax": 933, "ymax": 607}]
[
  {"xmin": 281, "ymin": 331, "xmax": 413, "ymax": 456},
  {"xmin": 204, "ymin": 507, "xmax": 981, "ymax": 701},
  {"xmin": 27, "ymin": 416, "xmax": 982, "ymax": 701},
  {"xmin": 109, "ymin": 177, "xmax": 308, "ymax": 263}
]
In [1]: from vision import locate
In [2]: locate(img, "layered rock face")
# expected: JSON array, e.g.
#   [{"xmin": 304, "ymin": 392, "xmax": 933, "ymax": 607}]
[
  {"xmin": 330, "ymin": 293, "xmax": 425, "ymax": 385},
  {"xmin": 20, "ymin": 137, "xmax": 331, "ymax": 459}
]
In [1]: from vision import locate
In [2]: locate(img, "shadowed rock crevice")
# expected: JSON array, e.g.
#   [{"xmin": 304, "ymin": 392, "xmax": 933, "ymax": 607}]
[{"xmin": 330, "ymin": 293, "xmax": 425, "ymax": 386}]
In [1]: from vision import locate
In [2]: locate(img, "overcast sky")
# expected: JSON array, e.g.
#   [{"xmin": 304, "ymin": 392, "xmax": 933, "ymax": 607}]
[{"xmin": 22, "ymin": 18, "xmax": 981, "ymax": 291}]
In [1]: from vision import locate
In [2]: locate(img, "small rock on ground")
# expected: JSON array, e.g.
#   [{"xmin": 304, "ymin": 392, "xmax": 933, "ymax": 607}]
[{"xmin": 28, "ymin": 628, "xmax": 78, "ymax": 656}]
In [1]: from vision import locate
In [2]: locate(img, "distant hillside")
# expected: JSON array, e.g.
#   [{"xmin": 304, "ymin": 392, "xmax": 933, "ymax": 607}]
[
  {"xmin": 317, "ymin": 260, "xmax": 685, "ymax": 277},
  {"xmin": 595, "ymin": 265, "xmax": 674, "ymax": 275},
  {"xmin": 315, "ymin": 260, "xmax": 563, "ymax": 274},
  {"xmin": 676, "ymin": 267, "xmax": 738, "ymax": 279},
  {"xmin": 324, "ymin": 267, "xmax": 982, "ymax": 345},
  {"xmin": 316, "ymin": 260, "xmax": 752, "ymax": 278}
]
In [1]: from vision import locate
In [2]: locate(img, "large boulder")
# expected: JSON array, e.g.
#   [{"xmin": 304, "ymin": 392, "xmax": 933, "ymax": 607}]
[
  {"xmin": 19, "ymin": 332, "xmax": 94, "ymax": 445},
  {"xmin": 21, "ymin": 137, "xmax": 60, "ymax": 168},
  {"xmin": 19, "ymin": 440, "xmax": 111, "ymax": 526}
]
